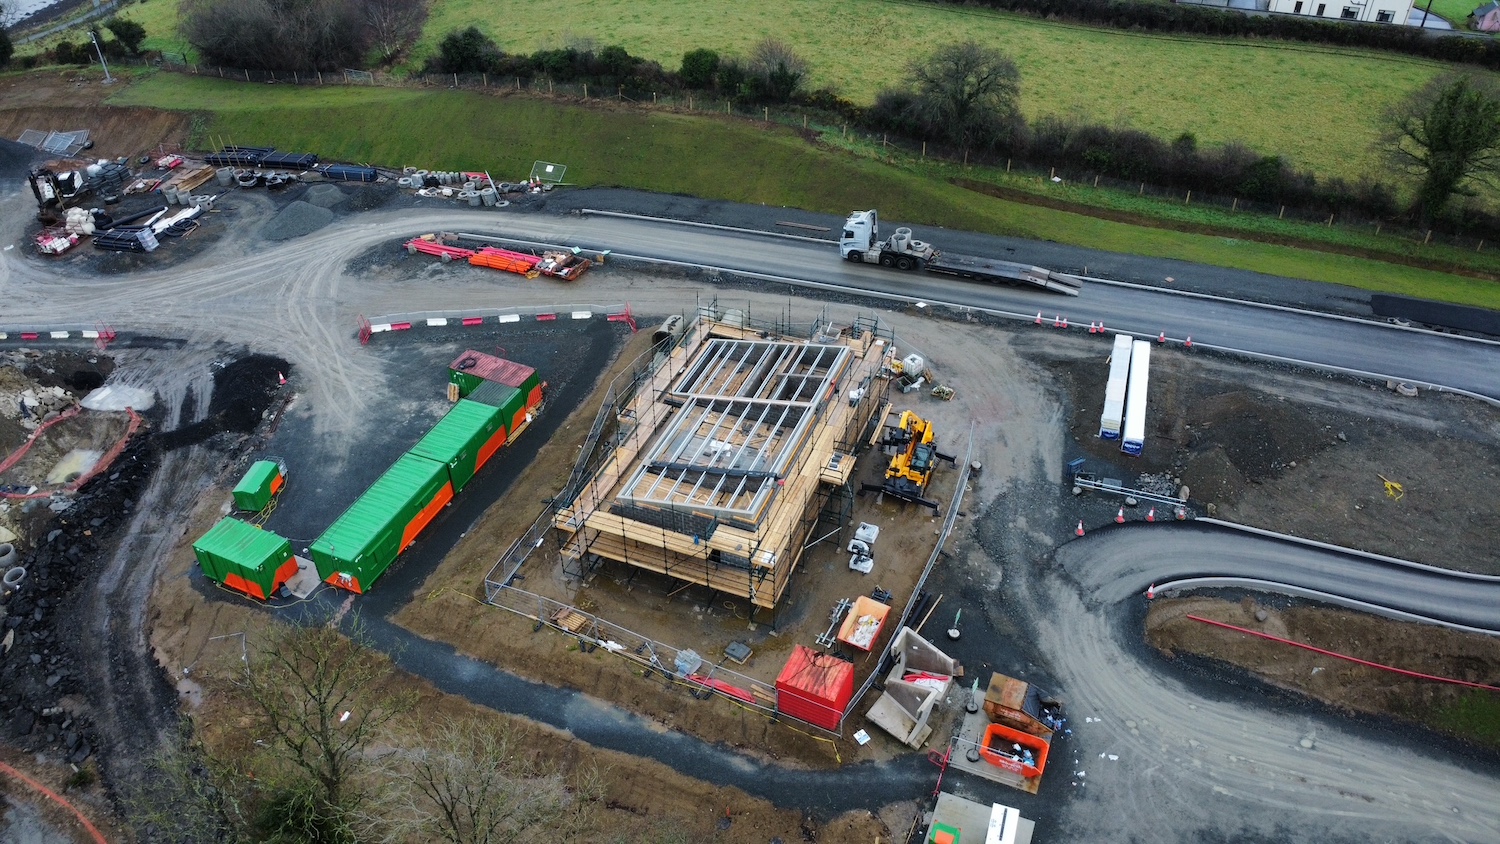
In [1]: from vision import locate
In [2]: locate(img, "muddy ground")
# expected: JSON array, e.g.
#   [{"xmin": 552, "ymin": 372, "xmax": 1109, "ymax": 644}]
[{"xmin": 1147, "ymin": 595, "xmax": 1500, "ymax": 746}]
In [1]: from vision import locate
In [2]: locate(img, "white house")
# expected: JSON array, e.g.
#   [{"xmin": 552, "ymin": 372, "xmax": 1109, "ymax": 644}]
[{"xmin": 1267, "ymin": 0, "xmax": 1413, "ymax": 23}]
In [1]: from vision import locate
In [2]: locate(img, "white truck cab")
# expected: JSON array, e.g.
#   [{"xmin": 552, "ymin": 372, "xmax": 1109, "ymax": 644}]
[{"xmin": 839, "ymin": 209, "xmax": 934, "ymax": 269}]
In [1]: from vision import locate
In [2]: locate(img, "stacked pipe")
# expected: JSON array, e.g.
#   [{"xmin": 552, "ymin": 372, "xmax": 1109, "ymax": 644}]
[{"xmin": 468, "ymin": 247, "xmax": 540, "ymax": 274}]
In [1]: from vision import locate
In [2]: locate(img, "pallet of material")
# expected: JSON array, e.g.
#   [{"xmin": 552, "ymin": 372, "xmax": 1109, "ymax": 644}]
[
  {"xmin": 163, "ymin": 166, "xmax": 214, "ymax": 193},
  {"xmin": 469, "ymin": 247, "xmax": 541, "ymax": 275}
]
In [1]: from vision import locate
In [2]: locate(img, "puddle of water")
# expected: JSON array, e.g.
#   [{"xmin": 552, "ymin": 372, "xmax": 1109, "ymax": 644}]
[{"xmin": 44, "ymin": 449, "xmax": 102, "ymax": 485}]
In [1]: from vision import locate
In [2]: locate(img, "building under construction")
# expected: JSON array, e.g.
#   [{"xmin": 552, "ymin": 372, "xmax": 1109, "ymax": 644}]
[{"xmin": 553, "ymin": 311, "xmax": 892, "ymax": 610}]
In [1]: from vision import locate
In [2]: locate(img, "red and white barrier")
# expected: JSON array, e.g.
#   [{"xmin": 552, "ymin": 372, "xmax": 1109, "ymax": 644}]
[{"xmin": 359, "ymin": 304, "xmax": 637, "ymax": 344}]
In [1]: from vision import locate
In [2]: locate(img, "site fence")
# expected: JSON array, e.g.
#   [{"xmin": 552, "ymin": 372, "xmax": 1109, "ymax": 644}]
[
  {"xmin": 476, "ymin": 306, "xmax": 972, "ymax": 737},
  {"xmin": 359, "ymin": 303, "xmax": 635, "ymax": 342},
  {"xmin": 135, "ymin": 56, "xmax": 1500, "ymax": 255}
]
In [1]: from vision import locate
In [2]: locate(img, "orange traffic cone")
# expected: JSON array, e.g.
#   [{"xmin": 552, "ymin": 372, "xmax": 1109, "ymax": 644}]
[
  {"xmin": 1147, "ymin": 507, "xmax": 1156, "ymax": 522},
  {"xmin": 1157, "ymin": 331, "xmax": 1166, "ymax": 344},
  {"xmin": 1147, "ymin": 583, "xmax": 1156, "ymax": 599},
  {"xmin": 1075, "ymin": 520, "xmax": 1085, "ymax": 537},
  {"xmin": 1035, "ymin": 311, "xmax": 1044, "ymax": 325},
  {"xmin": 1053, "ymin": 315, "xmax": 1063, "ymax": 328},
  {"xmin": 1060, "ymin": 317, "xmax": 1069, "ymax": 329},
  {"xmin": 1184, "ymin": 336, "xmax": 1193, "ymax": 348},
  {"xmin": 1175, "ymin": 506, "xmax": 1187, "ymax": 520},
  {"xmin": 277, "ymin": 371, "xmax": 287, "ymax": 386},
  {"xmin": 1115, "ymin": 507, "xmax": 1125, "ymax": 524}
]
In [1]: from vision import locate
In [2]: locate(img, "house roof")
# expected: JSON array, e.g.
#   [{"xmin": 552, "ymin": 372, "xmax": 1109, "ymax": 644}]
[{"xmin": 1473, "ymin": 1, "xmax": 1500, "ymax": 16}]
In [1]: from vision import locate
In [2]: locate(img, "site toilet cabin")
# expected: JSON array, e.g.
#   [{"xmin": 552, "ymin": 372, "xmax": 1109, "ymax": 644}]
[
  {"xmin": 448, "ymin": 350, "xmax": 542, "ymax": 408},
  {"xmin": 774, "ymin": 645, "xmax": 855, "ymax": 731},
  {"xmin": 310, "ymin": 452, "xmax": 452, "ymax": 593},
  {"xmin": 192, "ymin": 517, "xmax": 297, "ymax": 601},
  {"xmin": 407, "ymin": 400, "xmax": 505, "ymax": 493},
  {"xmin": 466, "ymin": 380, "xmax": 536, "ymax": 443},
  {"xmin": 232, "ymin": 459, "xmax": 285, "ymax": 512}
]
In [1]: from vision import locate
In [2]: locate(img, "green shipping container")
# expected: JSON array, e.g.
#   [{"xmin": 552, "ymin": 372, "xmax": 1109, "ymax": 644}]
[
  {"xmin": 233, "ymin": 460, "xmax": 284, "ymax": 511},
  {"xmin": 193, "ymin": 517, "xmax": 296, "ymax": 600},
  {"xmin": 310, "ymin": 453, "xmax": 451, "ymax": 593},
  {"xmin": 408, "ymin": 400, "xmax": 504, "ymax": 493},
  {"xmin": 466, "ymin": 380, "xmax": 528, "ymax": 435},
  {"xmin": 448, "ymin": 350, "xmax": 537, "ymax": 398}
]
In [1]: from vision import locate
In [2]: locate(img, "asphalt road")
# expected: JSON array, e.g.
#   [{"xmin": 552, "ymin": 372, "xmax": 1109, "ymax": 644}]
[{"xmin": 448, "ymin": 208, "xmax": 1500, "ymax": 401}]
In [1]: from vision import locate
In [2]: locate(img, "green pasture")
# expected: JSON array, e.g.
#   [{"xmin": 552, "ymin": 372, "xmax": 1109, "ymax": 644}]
[
  {"xmin": 109, "ymin": 73, "xmax": 1500, "ymax": 308},
  {"xmin": 412, "ymin": 0, "xmax": 1479, "ymax": 186}
]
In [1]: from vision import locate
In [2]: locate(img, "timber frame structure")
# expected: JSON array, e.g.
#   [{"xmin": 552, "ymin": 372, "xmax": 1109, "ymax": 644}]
[{"xmin": 553, "ymin": 309, "xmax": 893, "ymax": 610}]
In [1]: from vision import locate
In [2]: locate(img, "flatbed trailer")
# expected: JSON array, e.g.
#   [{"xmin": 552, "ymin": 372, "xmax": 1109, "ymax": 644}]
[
  {"xmin": 840, "ymin": 209, "xmax": 1082, "ymax": 297},
  {"xmin": 924, "ymin": 252, "xmax": 1082, "ymax": 296}
]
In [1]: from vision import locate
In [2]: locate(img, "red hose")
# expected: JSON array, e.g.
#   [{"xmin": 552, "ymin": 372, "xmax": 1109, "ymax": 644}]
[
  {"xmin": 0, "ymin": 760, "xmax": 110, "ymax": 844},
  {"xmin": 1185, "ymin": 614, "xmax": 1500, "ymax": 692}
]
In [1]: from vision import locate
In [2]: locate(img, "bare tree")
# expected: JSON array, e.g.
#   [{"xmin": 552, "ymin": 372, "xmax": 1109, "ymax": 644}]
[
  {"xmin": 903, "ymin": 40, "xmax": 1021, "ymax": 155},
  {"xmin": 235, "ymin": 615, "xmax": 416, "ymax": 814},
  {"xmin": 362, "ymin": 0, "xmax": 424, "ymax": 65},
  {"xmin": 1386, "ymin": 74, "xmax": 1500, "ymax": 223},
  {"xmin": 373, "ymin": 717, "xmax": 603, "ymax": 844},
  {"xmin": 122, "ymin": 721, "xmax": 248, "ymax": 844},
  {"xmin": 747, "ymin": 37, "xmax": 808, "ymax": 102}
]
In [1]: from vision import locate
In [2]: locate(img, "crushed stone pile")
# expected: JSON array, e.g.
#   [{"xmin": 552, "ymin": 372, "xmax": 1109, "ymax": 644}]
[
  {"xmin": 302, "ymin": 183, "xmax": 346, "ymax": 209},
  {"xmin": 262, "ymin": 200, "xmax": 334, "ymax": 241}
]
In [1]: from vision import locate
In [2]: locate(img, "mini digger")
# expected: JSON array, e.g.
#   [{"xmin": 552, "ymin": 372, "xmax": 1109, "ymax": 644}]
[{"xmin": 861, "ymin": 410, "xmax": 957, "ymax": 511}]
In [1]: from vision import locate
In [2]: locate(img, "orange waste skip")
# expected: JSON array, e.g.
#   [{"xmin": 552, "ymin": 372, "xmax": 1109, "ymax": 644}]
[
  {"xmin": 775, "ymin": 645, "xmax": 854, "ymax": 730},
  {"xmin": 980, "ymin": 722, "xmax": 1050, "ymax": 779}
]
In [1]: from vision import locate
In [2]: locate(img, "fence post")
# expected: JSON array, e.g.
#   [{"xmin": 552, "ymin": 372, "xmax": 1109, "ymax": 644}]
[
  {"xmin": 218, "ymin": 66, "xmax": 223, "ymax": 77},
  {"xmin": 804, "ymin": 114, "xmax": 808, "ymax": 130},
  {"xmin": 1231, "ymin": 197, "xmax": 1237, "ymax": 212},
  {"xmin": 1279, "ymin": 205, "xmax": 1285, "ymax": 219},
  {"xmin": 293, "ymin": 71, "xmax": 297, "ymax": 84},
  {"xmin": 245, "ymin": 69, "xmax": 250, "ymax": 82},
  {"xmin": 842, "ymin": 124, "xmax": 846, "ymax": 139},
  {"xmin": 1139, "ymin": 182, "xmax": 1144, "ymax": 195},
  {"xmin": 963, "ymin": 149, "xmax": 968, "ymax": 166},
  {"xmin": 1007, "ymin": 159, "xmax": 1011, "ymax": 172},
  {"xmin": 688, "ymin": 94, "xmax": 693, "ymax": 110},
  {"xmin": 921, "ymin": 141, "xmax": 926, "ymax": 160},
  {"xmin": 584, "ymin": 83, "xmax": 588, "ymax": 98},
  {"xmin": 1094, "ymin": 174, "xmax": 1099, "ymax": 188},
  {"xmin": 1479, "ymin": 240, "xmax": 1485, "ymax": 252},
  {"xmin": 618, "ymin": 85, "xmax": 623, "ymax": 100},
  {"xmin": 653, "ymin": 91, "xmax": 657, "ymax": 104},
  {"xmin": 883, "ymin": 134, "xmax": 888, "ymax": 148},
  {"xmin": 1185, "ymin": 190, "xmax": 1191, "ymax": 205},
  {"xmin": 1424, "ymin": 229, "xmax": 1432, "ymax": 244},
  {"xmin": 765, "ymin": 106, "xmax": 770, "ymax": 122},
  {"xmin": 1327, "ymin": 214, "xmax": 1334, "ymax": 226},
  {"xmin": 1376, "ymin": 222, "xmax": 1381, "ymax": 234}
]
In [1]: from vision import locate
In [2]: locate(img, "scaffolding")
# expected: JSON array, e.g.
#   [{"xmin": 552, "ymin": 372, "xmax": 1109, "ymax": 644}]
[{"xmin": 552, "ymin": 307, "xmax": 892, "ymax": 609}]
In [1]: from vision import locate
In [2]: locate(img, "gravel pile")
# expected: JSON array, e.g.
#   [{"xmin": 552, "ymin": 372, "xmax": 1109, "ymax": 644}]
[
  {"xmin": 302, "ymin": 183, "xmax": 346, "ymax": 209},
  {"xmin": 262, "ymin": 200, "xmax": 335, "ymax": 241}
]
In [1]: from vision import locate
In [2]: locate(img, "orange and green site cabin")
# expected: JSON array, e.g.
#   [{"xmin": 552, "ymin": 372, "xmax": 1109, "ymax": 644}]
[
  {"xmin": 310, "ymin": 452, "xmax": 452, "ymax": 593},
  {"xmin": 192, "ymin": 517, "xmax": 297, "ymax": 601},
  {"xmin": 466, "ymin": 379, "xmax": 535, "ymax": 441},
  {"xmin": 408, "ymin": 399, "xmax": 506, "ymax": 493},
  {"xmin": 232, "ymin": 460, "xmax": 284, "ymax": 511},
  {"xmin": 449, "ymin": 350, "xmax": 542, "ymax": 409}
]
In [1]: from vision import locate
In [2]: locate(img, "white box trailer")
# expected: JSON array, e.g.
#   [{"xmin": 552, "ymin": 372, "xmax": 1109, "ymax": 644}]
[
  {"xmin": 1122, "ymin": 340, "xmax": 1151, "ymax": 456},
  {"xmin": 1098, "ymin": 333, "xmax": 1133, "ymax": 439}
]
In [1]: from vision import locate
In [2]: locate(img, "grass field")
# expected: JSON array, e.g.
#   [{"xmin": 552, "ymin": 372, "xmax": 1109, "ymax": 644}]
[
  {"xmin": 108, "ymin": 73, "xmax": 1500, "ymax": 309},
  {"xmin": 410, "ymin": 0, "xmax": 1484, "ymax": 186}
]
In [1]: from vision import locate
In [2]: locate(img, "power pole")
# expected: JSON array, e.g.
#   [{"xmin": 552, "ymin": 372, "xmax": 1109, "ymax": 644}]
[{"xmin": 89, "ymin": 29, "xmax": 114, "ymax": 84}]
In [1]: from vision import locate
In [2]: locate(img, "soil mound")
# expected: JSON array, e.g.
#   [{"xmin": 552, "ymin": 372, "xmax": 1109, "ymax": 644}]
[{"xmin": 262, "ymin": 200, "xmax": 334, "ymax": 241}]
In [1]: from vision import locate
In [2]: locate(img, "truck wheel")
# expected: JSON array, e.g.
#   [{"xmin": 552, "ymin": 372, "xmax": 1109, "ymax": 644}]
[
  {"xmin": 847, "ymin": 252, "xmax": 862, "ymax": 263},
  {"xmin": 879, "ymin": 255, "xmax": 895, "ymax": 267},
  {"xmin": 896, "ymin": 256, "xmax": 914, "ymax": 270}
]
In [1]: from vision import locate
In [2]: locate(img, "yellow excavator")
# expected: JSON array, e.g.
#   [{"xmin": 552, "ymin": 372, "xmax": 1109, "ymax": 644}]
[{"xmin": 861, "ymin": 411, "xmax": 957, "ymax": 511}]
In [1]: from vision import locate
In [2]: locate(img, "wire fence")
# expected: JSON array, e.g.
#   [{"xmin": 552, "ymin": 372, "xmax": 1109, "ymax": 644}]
[{"xmin": 151, "ymin": 55, "xmax": 1499, "ymax": 255}]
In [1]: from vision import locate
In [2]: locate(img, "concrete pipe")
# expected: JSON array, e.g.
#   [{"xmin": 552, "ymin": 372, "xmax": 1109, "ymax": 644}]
[
  {"xmin": 0, "ymin": 543, "xmax": 15, "ymax": 569},
  {"xmin": 479, "ymin": 188, "xmax": 498, "ymax": 207},
  {"xmin": 3, "ymin": 566, "xmax": 25, "ymax": 595},
  {"xmin": 464, "ymin": 191, "xmax": 482, "ymax": 207},
  {"xmin": 652, "ymin": 315, "xmax": 685, "ymax": 348}
]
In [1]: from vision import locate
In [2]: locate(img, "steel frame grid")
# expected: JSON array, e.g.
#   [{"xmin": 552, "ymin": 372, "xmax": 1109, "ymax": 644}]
[{"xmin": 617, "ymin": 338, "xmax": 850, "ymax": 525}]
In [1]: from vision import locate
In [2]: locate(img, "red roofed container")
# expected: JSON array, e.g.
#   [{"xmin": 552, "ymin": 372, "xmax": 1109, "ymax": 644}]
[
  {"xmin": 449, "ymin": 350, "xmax": 543, "ymax": 413},
  {"xmin": 775, "ymin": 645, "xmax": 854, "ymax": 730}
]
